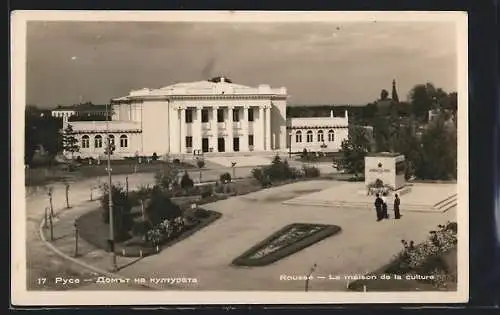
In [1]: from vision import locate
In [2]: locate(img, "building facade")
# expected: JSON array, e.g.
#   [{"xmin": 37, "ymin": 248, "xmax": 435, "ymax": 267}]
[{"xmin": 64, "ymin": 77, "xmax": 349, "ymax": 159}]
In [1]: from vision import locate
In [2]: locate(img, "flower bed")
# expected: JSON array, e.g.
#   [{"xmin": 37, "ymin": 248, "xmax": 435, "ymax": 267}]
[
  {"xmin": 347, "ymin": 222, "xmax": 457, "ymax": 291},
  {"xmin": 76, "ymin": 207, "xmax": 221, "ymax": 258},
  {"xmin": 232, "ymin": 223, "xmax": 341, "ymax": 267}
]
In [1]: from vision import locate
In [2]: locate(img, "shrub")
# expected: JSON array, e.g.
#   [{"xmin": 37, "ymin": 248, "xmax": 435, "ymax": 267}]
[
  {"xmin": 302, "ymin": 166, "xmax": 320, "ymax": 178},
  {"xmin": 173, "ymin": 158, "xmax": 180, "ymax": 164},
  {"xmin": 251, "ymin": 168, "xmax": 264, "ymax": 182},
  {"xmin": 145, "ymin": 187, "xmax": 183, "ymax": 225},
  {"xmin": 131, "ymin": 219, "xmax": 153, "ymax": 240},
  {"xmin": 152, "ymin": 152, "xmax": 158, "ymax": 161},
  {"xmin": 100, "ymin": 184, "xmax": 133, "ymax": 241},
  {"xmin": 220, "ymin": 172, "xmax": 232, "ymax": 183},
  {"xmin": 180, "ymin": 171, "xmax": 194, "ymax": 190},
  {"xmin": 194, "ymin": 208, "xmax": 211, "ymax": 219},
  {"xmin": 196, "ymin": 159, "xmax": 205, "ymax": 169},
  {"xmin": 200, "ymin": 185, "xmax": 213, "ymax": 198}
]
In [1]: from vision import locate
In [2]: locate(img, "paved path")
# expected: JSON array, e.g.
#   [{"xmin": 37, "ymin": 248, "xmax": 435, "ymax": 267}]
[{"xmin": 77, "ymin": 180, "xmax": 456, "ymax": 291}]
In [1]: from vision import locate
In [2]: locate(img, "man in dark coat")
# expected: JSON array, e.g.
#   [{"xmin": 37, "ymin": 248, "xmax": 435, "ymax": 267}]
[
  {"xmin": 394, "ymin": 194, "xmax": 401, "ymax": 219},
  {"xmin": 374, "ymin": 193, "xmax": 384, "ymax": 221}
]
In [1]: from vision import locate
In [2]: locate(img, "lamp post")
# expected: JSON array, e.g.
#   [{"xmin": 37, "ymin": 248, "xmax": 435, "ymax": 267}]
[
  {"xmin": 105, "ymin": 102, "xmax": 117, "ymax": 271},
  {"xmin": 288, "ymin": 133, "xmax": 292, "ymax": 159}
]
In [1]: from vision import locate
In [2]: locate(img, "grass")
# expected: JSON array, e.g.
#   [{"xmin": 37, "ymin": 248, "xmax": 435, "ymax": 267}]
[
  {"xmin": 232, "ymin": 223, "xmax": 341, "ymax": 267},
  {"xmin": 25, "ymin": 160, "xmax": 195, "ymax": 187},
  {"xmin": 76, "ymin": 206, "xmax": 221, "ymax": 258}
]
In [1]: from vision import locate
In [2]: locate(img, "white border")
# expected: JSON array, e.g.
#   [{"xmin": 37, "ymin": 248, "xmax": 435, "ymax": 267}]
[{"xmin": 11, "ymin": 10, "xmax": 469, "ymax": 306}]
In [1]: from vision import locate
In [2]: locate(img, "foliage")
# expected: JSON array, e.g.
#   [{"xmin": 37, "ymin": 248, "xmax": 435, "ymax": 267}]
[
  {"xmin": 180, "ymin": 171, "xmax": 194, "ymax": 190},
  {"xmin": 220, "ymin": 172, "xmax": 232, "ymax": 183},
  {"xmin": 131, "ymin": 219, "xmax": 153, "ymax": 239},
  {"xmin": 335, "ymin": 126, "xmax": 371, "ymax": 176},
  {"xmin": 196, "ymin": 158, "xmax": 205, "ymax": 169},
  {"xmin": 154, "ymin": 167, "xmax": 179, "ymax": 190},
  {"xmin": 145, "ymin": 186, "xmax": 182, "ymax": 226},
  {"xmin": 152, "ymin": 152, "xmax": 158, "ymax": 161},
  {"xmin": 100, "ymin": 184, "xmax": 133, "ymax": 241},
  {"xmin": 390, "ymin": 221, "xmax": 457, "ymax": 277},
  {"xmin": 172, "ymin": 158, "xmax": 180, "ymax": 164},
  {"xmin": 414, "ymin": 116, "xmax": 457, "ymax": 180},
  {"xmin": 25, "ymin": 106, "xmax": 63, "ymax": 165},
  {"xmin": 61, "ymin": 124, "xmax": 80, "ymax": 158}
]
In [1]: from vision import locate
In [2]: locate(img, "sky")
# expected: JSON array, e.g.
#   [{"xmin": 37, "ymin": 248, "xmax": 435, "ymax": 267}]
[{"xmin": 26, "ymin": 20, "xmax": 458, "ymax": 108}]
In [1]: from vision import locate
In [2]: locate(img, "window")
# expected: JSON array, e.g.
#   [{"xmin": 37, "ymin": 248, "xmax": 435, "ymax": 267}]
[
  {"xmin": 201, "ymin": 109, "xmax": 209, "ymax": 123},
  {"xmin": 185, "ymin": 109, "xmax": 193, "ymax": 123},
  {"xmin": 248, "ymin": 108, "xmax": 254, "ymax": 121},
  {"xmin": 317, "ymin": 130, "xmax": 324, "ymax": 142},
  {"xmin": 120, "ymin": 135, "xmax": 128, "ymax": 148},
  {"xmin": 94, "ymin": 135, "xmax": 103, "ymax": 148},
  {"xmin": 185, "ymin": 136, "xmax": 193, "ymax": 148},
  {"xmin": 248, "ymin": 135, "xmax": 254, "ymax": 146},
  {"xmin": 295, "ymin": 131, "xmax": 302, "ymax": 143},
  {"xmin": 81, "ymin": 135, "xmax": 90, "ymax": 148},
  {"xmin": 328, "ymin": 129, "xmax": 335, "ymax": 142},
  {"xmin": 306, "ymin": 130, "xmax": 313, "ymax": 143},
  {"xmin": 232, "ymin": 108, "xmax": 239, "ymax": 122},
  {"xmin": 217, "ymin": 109, "xmax": 224, "ymax": 122},
  {"xmin": 108, "ymin": 134, "xmax": 115, "ymax": 146}
]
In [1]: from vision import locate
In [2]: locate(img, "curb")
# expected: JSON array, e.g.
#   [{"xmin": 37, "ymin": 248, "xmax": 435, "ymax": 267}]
[{"xmin": 38, "ymin": 212, "xmax": 160, "ymax": 290}]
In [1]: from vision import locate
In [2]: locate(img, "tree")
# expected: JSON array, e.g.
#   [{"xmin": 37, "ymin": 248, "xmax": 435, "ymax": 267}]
[
  {"xmin": 414, "ymin": 116, "xmax": 457, "ymax": 180},
  {"xmin": 62, "ymin": 124, "xmax": 80, "ymax": 159},
  {"xmin": 335, "ymin": 126, "xmax": 371, "ymax": 176},
  {"xmin": 100, "ymin": 184, "xmax": 133, "ymax": 241},
  {"xmin": 180, "ymin": 171, "xmax": 194, "ymax": 190},
  {"xmin": 380, "ymin": 89, "xmax": 389, "ymax": 100},
  {"xmin": 390, "ymin": 123, "xmax": 422, "ymax": 179}
]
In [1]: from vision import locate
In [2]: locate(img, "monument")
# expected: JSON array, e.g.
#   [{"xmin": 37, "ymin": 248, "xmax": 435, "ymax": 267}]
[{"xmin": 364, "ymin": 152, "xmax": 406, "ymax": 195}]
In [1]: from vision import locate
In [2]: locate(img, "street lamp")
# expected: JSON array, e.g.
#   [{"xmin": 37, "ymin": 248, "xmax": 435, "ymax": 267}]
[
  {"xmin": 288, "ymin": 132, "xmax": 293, "ymax": 159},
  {"xmin": 105, "ymin": 102, "xmax": 117, "ymax": 271}
]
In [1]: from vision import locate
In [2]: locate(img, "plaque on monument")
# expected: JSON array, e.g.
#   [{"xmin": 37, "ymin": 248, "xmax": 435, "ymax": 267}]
[{"xmin": 364, "ymin": 152, "xmax": 406, "ymax": 192}]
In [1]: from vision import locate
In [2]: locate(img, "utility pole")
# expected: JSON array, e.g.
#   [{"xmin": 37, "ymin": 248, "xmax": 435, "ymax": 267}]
[{"xmin": 106, "ymin": 102, "xmax": 117, "ymax": 271}]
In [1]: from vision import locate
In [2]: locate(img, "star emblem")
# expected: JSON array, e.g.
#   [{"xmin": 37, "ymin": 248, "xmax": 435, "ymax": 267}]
[{"xmin": 378, "ymin": 163, "xmax": 382, "ymax": 168}]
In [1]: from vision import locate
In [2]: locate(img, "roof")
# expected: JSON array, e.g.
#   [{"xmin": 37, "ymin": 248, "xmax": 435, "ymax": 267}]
[
  {"xmin": 366, "ymin": 152, "xmax": 403, "ymax": 157},
  {"xmin": 158, "ymin": 80, "xmax": 252, "ymax": 91}
]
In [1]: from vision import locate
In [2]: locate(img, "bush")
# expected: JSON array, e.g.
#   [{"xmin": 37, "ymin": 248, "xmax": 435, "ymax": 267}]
[
  {"xmin": 302, "ymin": 166, "xmax": 320, "ymax": 178},
  {"xmin": 251, "ymin": 168, "xmax": 264, "ymax": 182},
  {"xmin": 173, "ymin": 158, "xmax": 180, "ymax": 164},
  {"xmin": 220, "ymin": 172, "xmax": 232, "ymax": 183},
  {"xmin": 180, "ymin": 171, "xmax": 194, "ymax": 190},
  {"xmin": 145, "ymin": 187, "xmax": 183, "ymax": 225},
  {"xmin": 131, "ymin": 219, "xmax": 153, "ymax": 239},
  {"xmin": 152, "ymin": 152, "xmax": 158, "ymax": 161},
  {"xmin": 196, "ymin": 159, "xmax": 205, "ymax": 169},
  {"xmin": 200, "ymin": 185, "xmax": 213, "ymax": 198},
  {"xmin": 100, "ymin": 184, "xmax": 133, "ymax": 241}
]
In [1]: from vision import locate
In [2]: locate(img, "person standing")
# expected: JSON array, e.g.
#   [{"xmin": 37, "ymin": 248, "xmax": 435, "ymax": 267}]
[
  {"xmin": 381, "ymin": 192, "xmax": 389, "ymax": 219},
  {"xmin": 394, "ymin": 194, "xmax": 401, "ymax": 219},
  {"xmin": 374, "ymin": 193, "xmax": 383, "ymax": 221}
]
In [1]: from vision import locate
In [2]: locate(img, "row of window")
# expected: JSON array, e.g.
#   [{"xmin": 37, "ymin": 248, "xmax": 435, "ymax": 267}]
[
  {"xmin": 185, "ymin": 108, "xmax": 255, "ymax": 123},
  {"xmin": 185, "ymin": 135, "xmax": 254, "ymax": 148},
  {"xmin": 294, "ymin": 130, "xmax": 335, "ymax": 143},
  {"xmin": 81, "ymin": 134, "xmax": 129, "ymax": 149}
]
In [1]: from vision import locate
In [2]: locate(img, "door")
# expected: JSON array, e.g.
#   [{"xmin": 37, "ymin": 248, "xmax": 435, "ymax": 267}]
[
  {"xmin": 233, "ymin": 137, "xmax": 240, "ymax": 152},
  {"xmin": 218, "ymin": 137, "xmax": 225, "ymax": 152},
  {"xmin": 202, "ymin": 138, "xmax": 209, "ymax": 153}
]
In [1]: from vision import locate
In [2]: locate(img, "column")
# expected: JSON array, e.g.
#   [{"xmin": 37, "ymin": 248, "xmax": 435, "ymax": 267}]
[
  {"xmin": 265, "ymin": 106, "xmax": 272, "ymax": 151},
  {"xmin": 211, "ymin": 106, "xmax": 218, "ymax": 152},
  {"xmin": 241, "ymin": 105, "xmax": 249, "ymax": 151},
  {"xmin": 227, "ymin": 106, "xmax": 234, "ymax": 152},
  {"xmin": 259, "ymin": 106, "xmax": 265, "ymax": 151},
  {"xmin": 180, "ymin": 107, "xmax": 186, "ymax": 153},
  {"xmin": 194, "ymin": 107, "xmax": 202, "ymax": 152}
]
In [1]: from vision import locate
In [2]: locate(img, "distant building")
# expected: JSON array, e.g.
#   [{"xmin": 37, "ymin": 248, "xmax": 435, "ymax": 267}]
[
  {"xmin": 51, "ymin": 103, "xmax": 109, "ymax": 122},
  {"xmin": 63, "ymin": 77, "xmax": 350, "ymax": 159}
]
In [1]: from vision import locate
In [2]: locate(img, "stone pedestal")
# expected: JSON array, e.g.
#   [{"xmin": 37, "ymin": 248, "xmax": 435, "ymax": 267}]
[{"xmin": 364, "ymin": 153, "xmax": 406, "ymax": 190}]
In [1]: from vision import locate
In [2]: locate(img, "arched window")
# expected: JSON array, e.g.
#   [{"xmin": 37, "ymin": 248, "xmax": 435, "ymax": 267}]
[
  {"xmin": 328, "ymin": 129, "xmax": 335, "ymax": 142},
  {"xmin": 108, "ymin": 134, "xmax": 115, "ymax": 146},
  {"xmin": 295, "ymin": 130, "xmax": 302, "ymax": 143},
  {"xmin": 94, "ymin": 135, "xmax": 103, "ymax": 148},
  {"xmin": 120, "ymin": 135, "xmax": 128, "ymax": 148},
  {"xmin": 306, "ymin": 130, "xmax": 313, "ymax": 143},
  {"xmin": 81, "ymin": 135, "xmax": 90, "ymax": 148},
  {"xmin": 317, "ymin": 130, "xmax": 324, "ymax": 142}
]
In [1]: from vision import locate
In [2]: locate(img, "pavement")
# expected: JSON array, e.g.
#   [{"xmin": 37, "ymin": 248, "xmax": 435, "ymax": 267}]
[{"xmin": 26, "ymin": 172, "xmax": 456, "ymax": 292}]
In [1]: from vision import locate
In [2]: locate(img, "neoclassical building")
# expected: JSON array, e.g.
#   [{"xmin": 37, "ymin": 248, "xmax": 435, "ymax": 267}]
[{"xmin": 63, "ymin": 77, "xmax": 349, "ymax": 158}]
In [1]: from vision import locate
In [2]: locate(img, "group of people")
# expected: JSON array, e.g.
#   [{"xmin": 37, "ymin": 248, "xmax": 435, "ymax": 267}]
[{"xmin": 374, "ymin": 192, "xmax": 401, "ymax": 221}]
